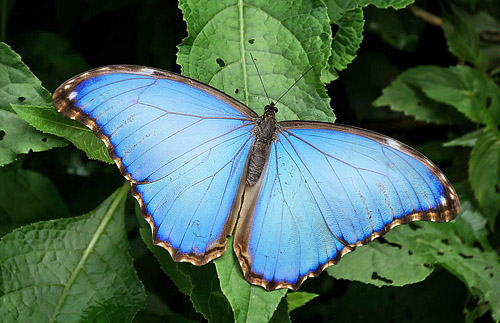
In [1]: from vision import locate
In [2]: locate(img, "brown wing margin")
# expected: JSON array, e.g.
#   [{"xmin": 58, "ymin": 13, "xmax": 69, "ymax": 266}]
[{"xmin": 52, "ymin": 65, "xmax": 258, "ymax": 266}]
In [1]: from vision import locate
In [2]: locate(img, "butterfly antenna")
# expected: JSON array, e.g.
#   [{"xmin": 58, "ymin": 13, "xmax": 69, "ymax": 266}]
[
  {"xmin": 250, "ymin": 53, "xmax": 271, "ymax": 105},
  {"xmin": 275, "ymin": 65, "xmax": 314, "ymax": 105}
]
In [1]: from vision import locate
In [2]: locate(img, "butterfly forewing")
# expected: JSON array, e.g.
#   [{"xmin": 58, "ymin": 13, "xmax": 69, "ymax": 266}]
[{"xmin": 53, "ymin": 66, "xmax": 258, "ymax": 265}]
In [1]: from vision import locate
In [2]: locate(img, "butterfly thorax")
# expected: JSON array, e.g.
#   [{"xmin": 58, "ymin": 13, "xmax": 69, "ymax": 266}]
[{"xmin": 247, "ymin": 103, "xmax": 279, "ymax": 185}]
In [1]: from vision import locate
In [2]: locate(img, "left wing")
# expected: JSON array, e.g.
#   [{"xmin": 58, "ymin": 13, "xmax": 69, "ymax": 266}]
[
  {"xmin": 234, "ymin": 121, "xmax": 459, "ymax": 290},
  {"xmin": 53, "ymin": 66, "xmax": 258, "ymax": 265}
]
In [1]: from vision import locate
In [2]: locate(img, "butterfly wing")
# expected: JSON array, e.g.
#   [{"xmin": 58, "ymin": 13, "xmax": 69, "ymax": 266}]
[
  {"xmin": 53, "ymin": 66, "xmax": 258, "ymax": 264},
  {"xmin": 234, "ymin": 121, "xmax": 459, "ymax": 290}
]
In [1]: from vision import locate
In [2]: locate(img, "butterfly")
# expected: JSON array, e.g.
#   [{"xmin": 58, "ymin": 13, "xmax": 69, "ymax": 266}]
[{"xmin": 53, "ymin": 65, "xmax": 460, "ymax": 290}]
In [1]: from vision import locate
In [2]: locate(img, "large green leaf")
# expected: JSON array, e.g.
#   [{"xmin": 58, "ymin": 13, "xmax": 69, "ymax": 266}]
[
  {"xmin": 374, "ymin": 66, "xmax": 500, "ymax": 126},
  {"xmin": 0, "ymin": 164, "xmax": 70, "ymax": 237},
  {"xmin": 12, "ymin": 104, "xmax": 113, "ymax": 164},
  {"xmin": 325, "ymin": 7, "xmax": 364, "ymax": 81},
  {"xmin": 0, "ymin": 42, "xmax": 67, "ymax": 166},
  {"xmin": 0, "ymin": 184, "xmax": 146, "ymax": 322},
  {"xmin": 373, "ymin": 75, "xmax": 468, "ymax": 125},
  {"xmin": 177, "ymin": 0, "xmax": 334, "ymax": 122},
  {"xmin": 385, "ymin": 220, "xmax": 500, "ymax": 321},
  {"xmin": 468, "ymin": 128, "xmax": 500, "ymax": 229},
  {"xmin": 326, "ymin": 238, "xmax": 433, "ymax": 287},
  {"xmin": 442, "ymin": 11, "xmax": 488, "ymax": 71},
  {"xmin": 214, "ymin": 237, "xmax": 287, "ymax": 323}
]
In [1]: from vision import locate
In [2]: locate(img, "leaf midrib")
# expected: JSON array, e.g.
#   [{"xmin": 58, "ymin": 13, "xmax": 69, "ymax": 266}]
[
  {"xmin": 238, "ymin": 0, "xmax": 249, "ymax": 106},
  {"xmin": 49, "ymin": 184, "xmax": 129, "ymax": 322}
]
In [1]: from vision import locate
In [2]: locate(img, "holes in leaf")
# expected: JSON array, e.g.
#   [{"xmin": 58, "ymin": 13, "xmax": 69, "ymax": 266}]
[
  {"xmin": 441, "ymin": 238, "xmax": 449, "ymax": 245},
  {"xmin": 41, "ymin": 137, "xmax": 47, "ymax": 143},
  {"xmin": 437, "ymin": 251, "xmax": 444, "ymax": 256},
  {"xmin": 248, "ymin": 38, "xmax": 255, "ymax": 44},
  {"xmin": 490, "ymin": 272, "xmax": 494, "ymax": 278},
  {"xmin": 371, "ymin": 272, "xmax": 393, "ymax": 284},
  {"xmin": 459, "ymin": 252, "xmax": 473, "ymax": 259},
  {"xmin": 0, "ymin": 130, "xmax": 5, "ymax": 141},
  {"xmin": 18, "ymin": 96, "xmax": 26, "ymax": 103},
  {"xmin": 408, "ymin": 222, "xmax": 420, "ymax": 230},
  {"xmin": 235, "ymin": 88, "xmax": 239, "ymax": 94},
  {"xmin": 423, "ymin": 263, "xmax": 430, "ymax": 268},
  {"xmin": 216, "ymin": 58, "xmax": 226, "ymax": 67},
  {"xmin": 495, "ymin": 183, "xmax": 499, "ymax": 194},
  {"xmin": 379, "ymin": 237, "xmax": 402, "ymax": 249},
  {"xmin": 28, "ymin": 148, "xmax": 33, "ymax": 154},
  {"xmin": 486, "ymin": 96, "xmax": 492, "ymax": 109},
  {"xmin": 473, "ymin": 241, "xmax": 484, "ymax": 252},
  {"xmin": 408, "ymin": 250, "xmax": 413, "ymax": 256}
]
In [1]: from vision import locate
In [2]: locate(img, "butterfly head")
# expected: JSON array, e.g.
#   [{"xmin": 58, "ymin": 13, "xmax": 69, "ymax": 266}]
[{"xmin": 264, "ymin": 102, "xmax": 278, "ymax": 117}]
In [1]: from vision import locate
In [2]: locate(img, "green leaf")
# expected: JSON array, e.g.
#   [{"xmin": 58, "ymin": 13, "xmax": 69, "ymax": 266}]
[
  {"xmin": 326, "ymin": 7, "xmax": 364, "ymax": 80},
  {"xmin": 374, "ymin": 66, "xmax": 500, "ymax": 126},
  {"xmin": 442, "ymin": 11, "xmax": 488, "ymax": 71},
  {"xmin": 327, "ymin": 239, "xmax": 433, "ymax": 287},
  {"xmin": 0, "ymin": 184, "xmax": 146, "ymax": 322},
  {"xmin": 12, "ymin": 104, "xmax": 113, "ymax": 164},
  {"xmin": 454, "ymin": 200, "xmax": 489, "ymax": 250},
  {"xmin": 286, "ymin": 292, "xmax": 319, "ymax": 312},
  {"xmin": 385, "ymin": 221, "xmax": 500, "ymax": 322},
  {"xmin": 373, "ymin": 76, "xmax": 468, "ymax": 125},
  {"xmin": 443, "ymin": 129, "xmax": 483, "ymax": 148},
  {"xmin": 177, "ymin": 0, "xmax": 334, "ymax": 122},
  {"xmin": 0, "ymin": 165, "xmax": 70, "ymax": 236},
  {"xmin": 140, "ymin": 229, "xmax": 233, "ymax": 322},
  {"xmin": 215, "ymin": 237, "xmax": 287, "ymax": 323},
  {"xmin": 468, "ymin": 128, "xmax": 500, "ymax": 229},
  {"xmin": 325, "ymin": 0, "xmax": 414, "ymax": 22},
  {"xmin": 0, "ymin": 42, "xmax": 67, "ymax": 166},
  {"xmin": 268, "ymin": 297, "xmax": 291, "ymax": 323}
]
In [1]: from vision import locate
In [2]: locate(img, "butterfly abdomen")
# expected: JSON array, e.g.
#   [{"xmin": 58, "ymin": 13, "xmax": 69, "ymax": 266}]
[{"xmin": 247, "ymin": 107, "xmax": 278, "ymax": 185}]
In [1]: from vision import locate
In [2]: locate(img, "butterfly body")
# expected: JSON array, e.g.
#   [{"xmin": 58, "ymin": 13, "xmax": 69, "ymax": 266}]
[
  {"xmin": 53, "ymin": 65, "xmax": 459, "ymax": 291},
  {"xmin": 247, "ymin": 103, "xmax": 279, "ymax": 185}
]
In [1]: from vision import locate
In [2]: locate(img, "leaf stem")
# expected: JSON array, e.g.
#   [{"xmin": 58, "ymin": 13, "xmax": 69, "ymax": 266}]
[
  {"xmin": 408, "ymin": 5, "xmax": 442, "ymax": 27},
  {"xmin": 49, "ymin": 183, "xmax": 130, "ymax": 322}
]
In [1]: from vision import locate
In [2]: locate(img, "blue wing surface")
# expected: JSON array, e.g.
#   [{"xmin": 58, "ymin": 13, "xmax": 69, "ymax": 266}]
[
  {"xmin": 53, "ymin": 66, "xmax": 258, "ymax": 264},
  {"xmin": 234, "ymin": 122, "xmax": 459, "ymax": 290}
]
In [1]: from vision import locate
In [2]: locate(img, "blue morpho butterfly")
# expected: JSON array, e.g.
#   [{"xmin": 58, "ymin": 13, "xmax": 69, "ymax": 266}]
[{"xmin": 53, "ymin": 65, "xmax": 460, "ymax": 291}]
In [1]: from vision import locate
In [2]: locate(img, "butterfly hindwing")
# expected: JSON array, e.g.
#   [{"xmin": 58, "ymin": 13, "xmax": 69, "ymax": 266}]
[
  {"xmin": 53, "ymin": 66, "xmax": 258, "ymax": 264},
  {"xmin": 234, "ymin": 122, "xmax": 459, "ymax": 290}
]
